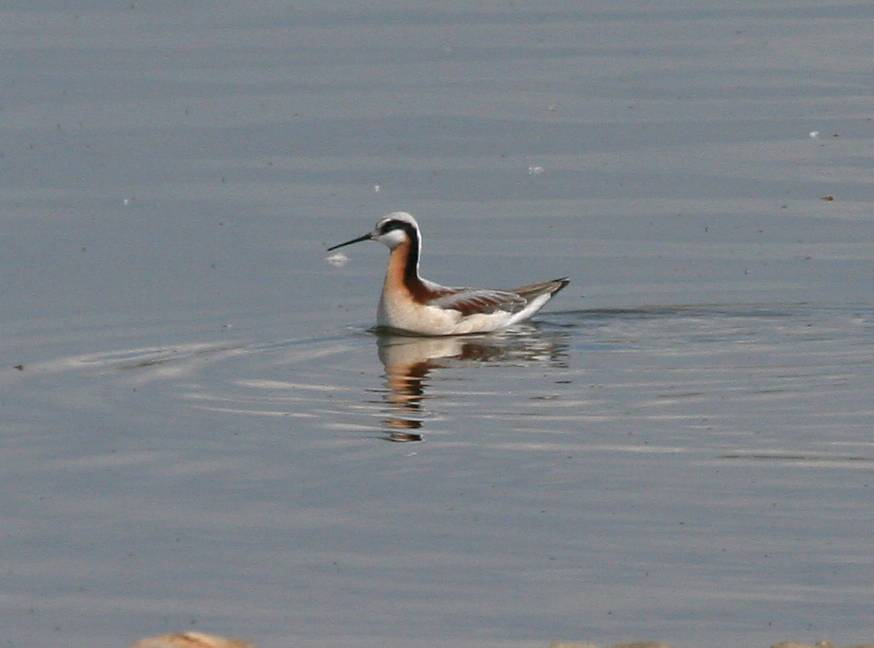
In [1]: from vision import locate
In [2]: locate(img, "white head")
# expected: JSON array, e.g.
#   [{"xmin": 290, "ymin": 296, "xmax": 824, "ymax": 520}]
[
  {"xmin": 371, "ymin": 212, "xmax": 420, "ymax": 249},
  {"xmin": 327, "ymin": 211, "xmax": 421, "ymax": 252}
]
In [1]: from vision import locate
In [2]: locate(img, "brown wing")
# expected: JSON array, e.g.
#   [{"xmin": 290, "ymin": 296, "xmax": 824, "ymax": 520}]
[{"xmin": 427, "ymin": 288, "xmax": 527, "ymax": 316}]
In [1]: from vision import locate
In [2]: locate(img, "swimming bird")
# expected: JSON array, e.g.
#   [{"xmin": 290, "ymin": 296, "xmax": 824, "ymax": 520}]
[{"xmin": 327, "ymin": 212, "xmax": 569, "ymax": 336}]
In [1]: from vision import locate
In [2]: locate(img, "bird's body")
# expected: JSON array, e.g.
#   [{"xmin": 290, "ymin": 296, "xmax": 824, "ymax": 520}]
[{"xmin": 328, "ymin": 212, "xmax": 568, "ymax": 336}]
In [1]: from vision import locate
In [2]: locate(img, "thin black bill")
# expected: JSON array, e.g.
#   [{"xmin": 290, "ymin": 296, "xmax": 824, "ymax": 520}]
[{"xmin": 326, "ymin": 233, "xmax": 372, "ymax": 251}]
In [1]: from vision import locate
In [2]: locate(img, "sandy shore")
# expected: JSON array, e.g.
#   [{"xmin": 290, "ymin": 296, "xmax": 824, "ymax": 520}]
[{"xmin": 130, "ymin": 634, "xmax": 874, "ymax": 648}]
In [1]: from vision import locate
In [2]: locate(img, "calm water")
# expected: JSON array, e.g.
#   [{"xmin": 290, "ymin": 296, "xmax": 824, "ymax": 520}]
[{"xmin": 3, "ymin": 2, "xmax": 874, "ymax": 647}]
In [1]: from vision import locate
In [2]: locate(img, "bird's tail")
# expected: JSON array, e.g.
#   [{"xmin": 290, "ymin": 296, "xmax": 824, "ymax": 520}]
[{"xmin": 512, "ymin": 277, "xmax": 570, "ymax": 300}]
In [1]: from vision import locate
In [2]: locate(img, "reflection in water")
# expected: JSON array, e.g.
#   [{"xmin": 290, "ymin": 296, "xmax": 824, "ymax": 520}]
[{"xmin": 375, "ymin": 325, "xmax": 569, "ymax": 438}]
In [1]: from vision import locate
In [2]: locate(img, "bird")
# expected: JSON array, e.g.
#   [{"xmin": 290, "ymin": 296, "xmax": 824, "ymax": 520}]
[{"xmin": 327, "ymin": 211, "xmax": 569, "ymax": 336}]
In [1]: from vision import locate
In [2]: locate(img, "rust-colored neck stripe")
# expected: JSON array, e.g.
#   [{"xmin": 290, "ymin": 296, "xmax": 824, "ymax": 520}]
[{"xmin": 387, "ymin": 224, "xmax": 452, "ymax": 303}]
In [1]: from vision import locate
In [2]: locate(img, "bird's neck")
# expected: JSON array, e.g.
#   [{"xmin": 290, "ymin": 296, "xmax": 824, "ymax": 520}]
[{"xmin": 384, "ymin": 236, "xmax": 429, "ymax": 302}]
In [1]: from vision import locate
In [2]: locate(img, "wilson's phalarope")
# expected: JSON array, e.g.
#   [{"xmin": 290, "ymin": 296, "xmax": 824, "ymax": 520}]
[{"xmin": 327, "ymin": 212, "xmax": 569, "ymax": 336}]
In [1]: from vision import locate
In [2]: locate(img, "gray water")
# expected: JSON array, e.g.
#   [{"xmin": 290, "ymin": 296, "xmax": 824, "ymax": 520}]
[{"xmin": 3, "ymin": 3, "xmax": 874, "ymax": 647}]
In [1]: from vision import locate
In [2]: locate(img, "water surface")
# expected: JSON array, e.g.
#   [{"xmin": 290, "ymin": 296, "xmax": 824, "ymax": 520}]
[{"xmin": 3, "ymin": 2, "xmax": 874, "ymax": 647}]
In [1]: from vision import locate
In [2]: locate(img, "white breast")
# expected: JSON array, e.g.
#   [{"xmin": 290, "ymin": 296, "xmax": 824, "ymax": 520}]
[{"xmin": 378, "ymin": 290, "xmax": 519, "ymax": 335}]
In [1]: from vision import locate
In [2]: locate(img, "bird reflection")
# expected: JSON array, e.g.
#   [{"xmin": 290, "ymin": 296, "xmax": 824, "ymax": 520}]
[{"xmin": 375, "ymin": 324, "xmax": 568, "ymax": 440}]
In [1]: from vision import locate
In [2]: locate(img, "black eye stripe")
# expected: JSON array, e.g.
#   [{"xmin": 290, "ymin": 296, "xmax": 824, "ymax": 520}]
[{"xmin": 379, "ymin": 220, "xmax": 406, "ymax": 234}]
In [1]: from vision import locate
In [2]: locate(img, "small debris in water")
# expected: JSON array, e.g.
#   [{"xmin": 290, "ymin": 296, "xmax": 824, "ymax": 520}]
[
  {"xmin": 373, "ymin": 183, "xmax": 381, "ymax": 192},
  {"xmin": 386, "ymin": 431, "xmax": 422, "ymax": 442},
  {"xmin": 325, "ymin": 252, "xmax": 349, "ymax": 267},
  {"xmin": 528, "ymin": 165, "xmax": 545, "ymax": 176},
  {"xmin": 809, "ymin": 130, "xmax": 820, "ymax": 139}
]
